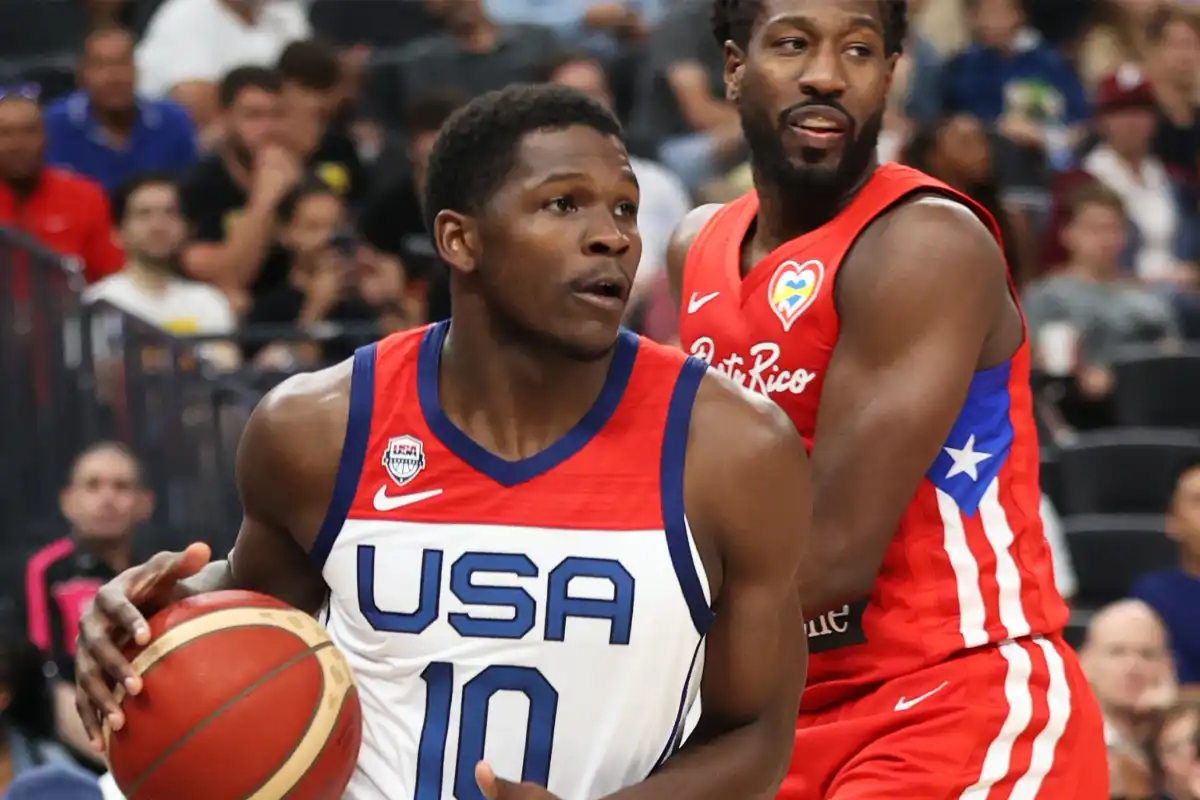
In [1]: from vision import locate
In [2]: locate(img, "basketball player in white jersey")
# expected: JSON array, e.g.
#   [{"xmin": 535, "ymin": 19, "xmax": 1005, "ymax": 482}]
[{"xmin": 72, "ymin": 84, "xmax": 811, "ymax": 800}]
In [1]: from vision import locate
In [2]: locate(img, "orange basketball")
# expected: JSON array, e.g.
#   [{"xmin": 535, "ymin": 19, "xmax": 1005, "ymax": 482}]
[{"xmin": 105, "ymin": 590, "xmax": 362, "ymax": 800}]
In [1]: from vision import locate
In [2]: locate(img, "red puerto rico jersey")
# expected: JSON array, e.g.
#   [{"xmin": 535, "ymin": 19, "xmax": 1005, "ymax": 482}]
[{"xmin": 678, "ymin": 163, "xmax": 1067, "ymax": 709}]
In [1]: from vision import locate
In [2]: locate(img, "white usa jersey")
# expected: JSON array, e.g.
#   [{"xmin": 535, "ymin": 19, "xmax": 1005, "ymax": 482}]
[{"xmin": 312, "ymin": 323, "xmax": 714, "ymax": 799}]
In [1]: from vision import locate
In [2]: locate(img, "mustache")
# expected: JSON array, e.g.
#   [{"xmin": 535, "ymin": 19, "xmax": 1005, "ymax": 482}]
[{"xmin": 776, "ymin": 96, "xmax": 856, "ymax": 133}]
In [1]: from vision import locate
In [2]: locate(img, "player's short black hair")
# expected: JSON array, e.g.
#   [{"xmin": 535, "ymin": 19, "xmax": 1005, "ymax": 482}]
[
  {"xmin": 218, "ymin": 66, "xmax": 282, "ymax": 109},
  {"xmin": 276, "ymin": 175, "xmax": 340, "ymax": 225},
  {"xmin": 422, "ymin": 83, "xmax": 623, "ymax": 235},
  {"xmin": 276, "ymin": 39, "xmax": 341, "ymax": 92},
  {"xmin": 111, "ymin": 171, "xmax": 178, "ymax": 224},
  {"xmin": 711, "ymin": 0, "xmax": 908, "ymax": 55}
]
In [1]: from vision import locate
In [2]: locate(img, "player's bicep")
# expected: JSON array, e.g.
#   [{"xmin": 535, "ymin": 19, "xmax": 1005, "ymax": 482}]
[
  {"xmin": 666, "ymin": 205, "xmax": 720, "ymax": 309},
  {"xmin": 687, "ymin": 379, "xmax": 809, "ymax": 732}
]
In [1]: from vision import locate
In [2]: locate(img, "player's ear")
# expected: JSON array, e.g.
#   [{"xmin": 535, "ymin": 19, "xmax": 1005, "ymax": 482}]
[
  {"xmin": 723, "ymin": 42, "xmax": 745, "ymax": 103},
  {"xmin": 432, "ymin": 209, "xmax": 480, "ymax": 275}
]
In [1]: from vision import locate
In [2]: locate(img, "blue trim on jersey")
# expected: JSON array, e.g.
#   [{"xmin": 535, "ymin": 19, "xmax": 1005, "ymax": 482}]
[
  {"xmin": 416, "ymin": 320, "xmax": 640, "ymax": 487},
  {"xmin": 310, "ymin": 344, "xmax": 377, "ymax": 568},
  {"xmin": 660, "ymin": 356, "xmax": 714, "ymax": 636},
  {"xmin": 650, "ymin": 636, "xmax": 705, "ymax": 772}
]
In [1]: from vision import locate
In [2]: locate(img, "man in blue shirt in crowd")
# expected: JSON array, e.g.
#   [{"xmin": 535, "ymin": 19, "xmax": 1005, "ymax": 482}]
[
  {"xmin": 43, "ymin": 28, "xmax": 196, "ymax": 196},
  {"xmin": 1131, "ymin": 456, "xmax": 1200, "ymax": 685}
]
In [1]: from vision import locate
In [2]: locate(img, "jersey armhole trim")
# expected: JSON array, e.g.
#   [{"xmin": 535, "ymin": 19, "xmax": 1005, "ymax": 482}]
[
  {"xmin": 310, "ymin": 343, "xmax": 377, "ymax": 568},
  {"xmin": 661, "ymin": 356, "xmax": 715, "ymax": 636}
]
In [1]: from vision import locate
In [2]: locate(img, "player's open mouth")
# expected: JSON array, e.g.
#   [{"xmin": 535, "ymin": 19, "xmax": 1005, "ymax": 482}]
[
  {"xmin": 572, "ymin": 276, "xmax": 629, "ymax": 312},
  {"xmin": 786, "ymin": 106, "xmax": 848, "ymax": 145}
]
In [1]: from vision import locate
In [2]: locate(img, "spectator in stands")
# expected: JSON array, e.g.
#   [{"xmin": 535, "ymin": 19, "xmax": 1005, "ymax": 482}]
[
  {"xmin": 1024, "ymin": 181, "xmax": 1180, "ymax": 428},
  {"xmin": 0, "ymin": 626, "xmax": 77, "ymax": 790},
  {"xmin": 1153, "ymin": 702, "xmax": 1198, "ymax": 799},
  {"xmin": 1080, "ymin": 599, "xmax": 1178, "ymax": 784},
  {"xmin": 541, "ymin": 52, "xmax": 692, "ymax": 324},
  {"xmin": 275, "ymin": 40, "xmax": 367, "ymax": 207},
  {"xmin": 22, "ymin": 443, "xmax": 151, "ymax": 766},
  {"xmin": 359, "ymin": 89, "xmax": 466, "ymax": 321},
  {"xmin": 246, "ymin": 178, "xmax": 400, "ymax": 368},
  {"xmin": 627, "ymin": 0, "xmax": 744, "ymax": 192},
  {"xmin": 1148, "ymin": 5, "xmax": 1200, "ymax": 187},
  {"xmin": 877, "ymin": 0, "xmax": 943, "ymax": 163},
  {"xmin": 135, "ymin": 0, "xmax": 310, "ymax": 132},
  {"xmin": 943, "ymin": 0, "xmax": 1088, "ymax": 184},
  {"xmin": 1131, "ymin": 456, "xmax": 1200, "ymax": 688},
  {"xmin": 0, "ymin": 87, "xmax": 123, "ymax": 284},
  {"xmin": 43, "ymin": 28, "xmax": 197, "ymax": 197},
  {"xmin": 1077, "ymin": 0, "xmax": 1164, "ymax": 93},
  {"xmin": 84, "ymin": 173, "xmax": 236, "ymax": 341},
  {"xmin": 2, "ymin": 765, "xmax": 103, "ymax": 799},
  {"xmin": 178, "ymin": 67, "xmax": 299, "ymax": 310},
  {"xmin": 385, "ymin": 0, "xmax": 561, "ymax": 126},
  {"xmin": 484, "ymin": 0, "xmax": 661, "ymax": 60}
]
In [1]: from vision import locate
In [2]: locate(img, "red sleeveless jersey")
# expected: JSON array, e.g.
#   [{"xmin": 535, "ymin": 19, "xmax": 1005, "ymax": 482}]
[{"xmin": 677, "ymin": 164, "xmax": 1067, "ymax": 709}]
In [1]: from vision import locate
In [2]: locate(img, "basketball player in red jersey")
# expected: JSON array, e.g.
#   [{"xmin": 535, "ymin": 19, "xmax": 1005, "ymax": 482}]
[
  {"xmin": 72, "ymin": 84, "xmax": 812, "ymax": 799},
  {"xmin": 668, "ymin": 1, "xmax": 1107, "ymax": 797}
]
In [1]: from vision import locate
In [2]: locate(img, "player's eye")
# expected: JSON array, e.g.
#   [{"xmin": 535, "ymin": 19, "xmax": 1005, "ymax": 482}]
[
  {"xmin": 777, "ymin": 37, "xmax": 808, "ymax": 53},
  {"xmin": 545, "ymin": 196, "xmax": 578, "ymax": 215},
  {"xmin": 846, "ymin": 43, "xmax": 873, "ymax": 57},
  {"xmin": 614, "ymin": 201, "xmax": 638, "ymax": 218}
]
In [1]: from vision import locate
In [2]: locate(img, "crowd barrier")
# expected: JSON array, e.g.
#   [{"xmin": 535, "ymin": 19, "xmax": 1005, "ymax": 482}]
[{"xmin": 0, "ymin": 226, "xmax": 379, "ymax": 557}]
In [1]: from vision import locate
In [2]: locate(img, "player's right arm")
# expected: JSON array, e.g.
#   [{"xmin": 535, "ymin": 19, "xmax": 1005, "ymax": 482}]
[
  {"xmin": 73, "ymin": 363, "xmax": 350, "ymax": 749},
  {"xmin": 665, "ymin": 204, "xmax": 721, "ymax": 309}
]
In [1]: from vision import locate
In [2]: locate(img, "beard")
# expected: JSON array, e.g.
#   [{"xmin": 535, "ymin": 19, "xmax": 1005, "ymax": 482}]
[{"xmin": 741, "ymin": 95, "xmax": 884, "ymax": 212}]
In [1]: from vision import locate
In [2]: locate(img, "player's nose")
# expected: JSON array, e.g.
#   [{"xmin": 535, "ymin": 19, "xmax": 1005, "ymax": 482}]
[
  {"xmin": 799, "ymin": 44, "xmax": 848, "ymax": 98},
  {"xmin": 583, "ymin": 219, "xmax": 631, "ymax": 257}
]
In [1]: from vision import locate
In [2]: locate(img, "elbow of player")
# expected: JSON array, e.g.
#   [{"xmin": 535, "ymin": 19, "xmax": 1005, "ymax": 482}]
[{"xmin": 752, "ymin": 708, "xmax": 801, "ymax": 793}]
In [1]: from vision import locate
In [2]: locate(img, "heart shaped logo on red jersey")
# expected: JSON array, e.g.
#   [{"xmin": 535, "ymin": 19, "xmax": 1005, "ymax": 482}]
[{"xmin": 767, "ymin": 259, "xmax": 824, "ymax": 331}]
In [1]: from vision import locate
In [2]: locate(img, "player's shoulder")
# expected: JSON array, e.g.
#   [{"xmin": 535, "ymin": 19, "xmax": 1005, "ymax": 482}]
[
  {"xmin": 250, "ymin": 360, "xmax": 353, "ymax": 443},
  {"xmin": 690, "ymin": 367, "xmax": 801, "ymax": 463},
  {"xmin": 864, "ymin": 193, "xmax": 998, "ymax": 259}
]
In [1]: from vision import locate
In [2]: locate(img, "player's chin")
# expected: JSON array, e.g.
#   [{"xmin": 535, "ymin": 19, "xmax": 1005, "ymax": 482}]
[{"xmin": 554, "ymin": 319, "xmax": 623, "ymax": 362}]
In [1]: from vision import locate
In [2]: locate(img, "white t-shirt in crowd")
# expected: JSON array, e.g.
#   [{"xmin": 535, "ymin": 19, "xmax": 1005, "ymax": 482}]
[
  {"xmin": 135, "ymin": 0, "xmax": 311, "ymax": 98},
  {"xmin": 85, "ymin": 272, "xmax": 236, "ymax": 336}
]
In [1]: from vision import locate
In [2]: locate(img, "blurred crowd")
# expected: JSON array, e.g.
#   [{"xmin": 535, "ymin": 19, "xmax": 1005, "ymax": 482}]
[{"xmin": 2, "ymin": 0, "xmax": 1200, "ymax": 797}]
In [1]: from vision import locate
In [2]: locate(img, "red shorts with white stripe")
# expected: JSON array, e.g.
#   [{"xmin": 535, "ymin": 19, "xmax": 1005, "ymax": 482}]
[{"xmin": 777, "ymin": 634, "xmax": 1107, "ymax": 800}]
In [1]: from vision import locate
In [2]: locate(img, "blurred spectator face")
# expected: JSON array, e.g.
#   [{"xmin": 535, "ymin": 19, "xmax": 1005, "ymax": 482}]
[
  {"xmin": 930, "ymin": 115, "xmax": 991, "ymax": 187},
  {"xmin": 226, "ymin": 85, "xmax": 283, "ymax": 159},
  {"xmin": 80, "ymin": 28, "xmax": 136, "ymax": 114},
  {"xmin": 970, "ymin": 0, "xmax": 1022, "ymax": 49},
  {"xmin": 550, "ymin": 59, "xmax": 614, "ymax": 109},
  {"xmin": 0, "ymin": 96, "xmax": 44, "ymax": 183},
  {"xmin": 1062, "ymin": 200, "xmax": 1127, "ymax": 269},
  {"xmin": 1098, "ymin": 105, "xmax": 1156, "ymax": 159},
  {"xmin": 1157, "ymin": 18, "xmax": 1200, "ymax": 89},
  {"xmin": 280, "ymin": 190, "xmax": 345, "ymax": 261},
  {"xmin": 120, "ymin": 182, "xmax": 185, "ymax": 267},
  {"xmin": 1157, "ymin": 706, "xmax": 1198, "ymax": 798},
  {"xmin": 59, "ymin": 446, "xmax": 150, "ymax": 542},
  {"xmin": 1167, "ymin": 464, "xmax": 1200, "ymax": 558},
  {"xmin": 734, "ymin": 0, "xmax": 889, "ymax": 198},
  {"xmin": 1081, "ymin": 600, "xmax": 1171, "ymax": 715},
  {"xmin": 280, "ymin": 82, "xmax": 328, "ymax": 158}
]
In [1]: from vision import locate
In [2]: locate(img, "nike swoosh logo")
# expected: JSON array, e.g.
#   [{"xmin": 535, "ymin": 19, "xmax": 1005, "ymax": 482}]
[
  {"xmin": 373, "ymin": 487, "xmax": 443, "ymax": 511},
  {"xmin": 893, "ymin": 681, "xmax": 949, "ymax": 711},
  {"xmin": 687, "ymin": 291, "xmax": 719, "ymax": 313}
]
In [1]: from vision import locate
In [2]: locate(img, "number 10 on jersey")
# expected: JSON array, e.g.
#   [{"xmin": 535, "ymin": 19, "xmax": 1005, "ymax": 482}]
[{"xmin": 416, "ymin": 662, "xmax": 559, "ymax": 798}]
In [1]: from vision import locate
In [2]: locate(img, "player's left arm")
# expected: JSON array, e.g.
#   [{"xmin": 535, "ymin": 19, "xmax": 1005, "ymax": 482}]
[
  {"xmin": 619, "ymin": 374, "xmax": 810, "ymax": 798},
  {"xmin": 800, "ymin": 196, "xmax": 1018, "ymax": 617}
]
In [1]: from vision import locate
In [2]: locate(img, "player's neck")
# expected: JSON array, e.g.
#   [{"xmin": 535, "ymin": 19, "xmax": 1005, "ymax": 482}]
[
  {"xmin": 437, "ymin": 320, "xmax": 615, "ymax": 460},
  {"xmin": 752, "ymin": 164, "xmax": 875, "ymax": 251}
]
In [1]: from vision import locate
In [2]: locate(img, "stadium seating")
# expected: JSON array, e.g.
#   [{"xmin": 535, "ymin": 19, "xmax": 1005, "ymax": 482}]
[
  {"xmin": 1055, "ymin": 428, "xmax": 1200, "ymax": 515},
  {"xmin": 308, "ymin": 0, "xmax": 441, "ymax": 49},
  {"xmin": 1112, "ymin": 347, "xmax": 1200, "ymax": 429},
  {"xmin": 1063, "ymin": 514, "xmax": 1177, "ymax": 607}
]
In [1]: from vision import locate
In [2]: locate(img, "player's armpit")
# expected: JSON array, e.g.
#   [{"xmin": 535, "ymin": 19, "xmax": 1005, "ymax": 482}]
[
  {"xmin": 187, "ymin": 364, "xmax": 352, "ymax": 614},
  {"xmin": 665, "ymin": 204, "xmax": 721, "ymax": 309},
  {"xmin": 801, "ymin": 196, "xmax": 1016, "ymax": 616},
  {"xmin": 603, "ymin": 374, "xmax": 810, "ymax": 800}
]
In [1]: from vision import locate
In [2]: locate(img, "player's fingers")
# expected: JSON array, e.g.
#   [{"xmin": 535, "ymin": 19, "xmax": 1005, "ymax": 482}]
[
  {"xmin": 134, "ymin": 543, "xmax": 211, "ymax": 601},
  {"xmin": 73, "ymin": 682, "xmax": 106, "ymax": 753},
  {"xmin": 93, "ymin": 582, "xmax": 152, "ymax": 649},
  {"xmin": 475, "ymin": 762, "xmax": 499, "ymax": 799},
  {"xmin": 74, "ymin": 649, "xmax": 126, "ymax": 741},
  {"xmin": 160, "ymin": 542, "xmax": 212, "ymax": 582},
  {"xmin": 78, "ymin": 603, "xmax": 142, "ymax": 692}
]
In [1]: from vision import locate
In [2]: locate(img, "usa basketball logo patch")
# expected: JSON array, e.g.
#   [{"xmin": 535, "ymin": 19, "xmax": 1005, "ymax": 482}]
[
  {"xmin": 382, "ymin": 435, "xmax": 425, "ymax": 487},
  {"xmin": 767, "ymin": 259, "xmax": 823, "ymax": 331}
]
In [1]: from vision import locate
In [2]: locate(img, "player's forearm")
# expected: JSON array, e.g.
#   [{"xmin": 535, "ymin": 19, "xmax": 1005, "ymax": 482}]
[{"xmin": 602, "ymin": 715, "xmax": 793, "ymax": 800}]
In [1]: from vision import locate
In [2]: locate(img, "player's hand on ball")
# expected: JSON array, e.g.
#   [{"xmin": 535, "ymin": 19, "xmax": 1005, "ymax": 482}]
[
  {"xmin": 74, "ymin": 543, "xmax": 212, "ymax": 752},
  {"xmin": 475, "ymin": 762, "xmax": 561, "ymax": 800}
]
